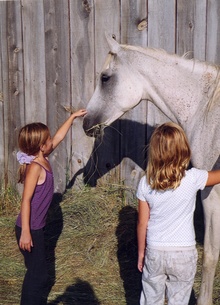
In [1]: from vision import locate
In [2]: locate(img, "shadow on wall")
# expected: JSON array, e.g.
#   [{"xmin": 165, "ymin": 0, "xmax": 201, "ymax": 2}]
[{"xmin": 67, "ymin": 119, "xmax": 154, "ymax": 188}]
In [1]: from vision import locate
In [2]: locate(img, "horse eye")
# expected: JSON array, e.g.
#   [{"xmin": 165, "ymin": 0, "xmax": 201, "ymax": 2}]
[{"xmin": 101, "ymin": 74, "xmax": 111, "ymax": 83}]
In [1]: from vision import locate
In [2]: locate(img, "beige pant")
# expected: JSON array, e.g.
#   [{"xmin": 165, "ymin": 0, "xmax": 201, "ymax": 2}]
[{"xmin": 140, "ymin": 248, "xmax": 198, "ymax": 305}]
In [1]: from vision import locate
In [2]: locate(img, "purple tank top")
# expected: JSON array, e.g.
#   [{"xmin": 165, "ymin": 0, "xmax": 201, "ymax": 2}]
[{"xmin": 16, "ymin": 162, "xmax": 54, "ymax": 230}]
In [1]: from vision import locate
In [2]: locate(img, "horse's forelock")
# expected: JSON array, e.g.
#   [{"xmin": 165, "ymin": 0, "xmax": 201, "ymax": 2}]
[{"xmin": 102, "ymin": 53, "xmax": 114, "ymax": 71}]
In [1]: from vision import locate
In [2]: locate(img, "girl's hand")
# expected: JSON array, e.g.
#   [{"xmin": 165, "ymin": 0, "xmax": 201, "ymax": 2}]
[
  {"xmin": 73, "ymin": 109, "xmax": 87, "ymax": 118},
  {"xmin": 137, "ymin": 255, "xmax": 145, "ymax": 272},
  {"xmin": 19, "ymin": 230, "xmax": 33, "ymax": 252}
]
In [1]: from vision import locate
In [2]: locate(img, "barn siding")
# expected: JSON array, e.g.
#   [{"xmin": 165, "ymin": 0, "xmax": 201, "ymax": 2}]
[
  {"xmin": 69, "ymin": 0, "xmax": 95, "ymax": 188},
  {"xmin": 44, "ymin": 0, "xmax": 72, "ymax": 192},
  {"xmin": 0, "ymin": 0, "xmax": 220, "ymax": 196},
  {"xmin": 7, "ymin": 1, "xmax": 24, "ymax": 186},
  {"xmin": 0, "ymin": 2, "xmax": 8, "ymax": 186}
]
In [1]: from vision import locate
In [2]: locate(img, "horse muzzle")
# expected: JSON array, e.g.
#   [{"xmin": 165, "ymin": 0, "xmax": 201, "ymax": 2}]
[{"xmin": 83, "ymin": 116, "xmax": 102, "ymax": 137}]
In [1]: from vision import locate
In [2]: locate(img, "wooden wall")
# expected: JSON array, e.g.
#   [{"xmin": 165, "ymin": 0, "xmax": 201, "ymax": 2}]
[{"xmin": 0, "ymin": 0, "xmax": 220, "ymax": 196}]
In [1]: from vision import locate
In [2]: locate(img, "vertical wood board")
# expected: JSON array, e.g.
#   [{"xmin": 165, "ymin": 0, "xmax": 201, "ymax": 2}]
[
  {"xmin": 0, "ymin": 2, "xmax": 6, "ymax": 183},
  {"xmin": 69, "ymin": 0, "xmax": 95, "ymax": 189},
  {"xmin": 90, "ymin": 0, "xmax": 122, "ymax": 186},
  {"xmin": 193, "ymin": 0, "xmax": 207, "ymax": 61},
  {"xmin": 176, "ymin": 0, "xmax": 195, "ymax": 56},
  {"xmin": 21, "ymin": 0, "xmax": 47, "ymax": 122},
  {"xmin": 6, "ymin": 1, "xmax": 25, "ymax": 185},
  {"xmin": 120, "ymin": 0, "xmax": 148, "ymax": 197},
  {"xmin": 44, "ymin": 0, "xmax": 71, "ymax": 192},
  {"xmin": 0, "ymin": 2, "xmax": 10, "ymax": 185},
  {"xmin": 206, "ymin": 0, "xmax": 220, "ymax": 64},
  {"xmin": 147, "ymin": 0, "xmax": 176, "ymax": 160},
  {"xmin": 148, "ymin": 0, "xmax": 176, "ymax": 53}
]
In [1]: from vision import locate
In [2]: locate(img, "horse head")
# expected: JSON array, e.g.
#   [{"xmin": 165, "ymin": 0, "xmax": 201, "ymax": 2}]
[{"xmin": 83, "ymin": 34, "xmax": 144, "ymax": 137}]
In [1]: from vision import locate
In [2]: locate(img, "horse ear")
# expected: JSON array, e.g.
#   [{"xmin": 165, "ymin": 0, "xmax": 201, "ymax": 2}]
[{"xmin": 105, "ymin": 32, "xmax": 121, "ymax": 54}]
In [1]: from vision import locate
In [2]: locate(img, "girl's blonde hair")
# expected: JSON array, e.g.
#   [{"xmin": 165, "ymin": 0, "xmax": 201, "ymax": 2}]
[
  {"xmin": 146, "ymin": 122, "xmax": 191, "ymax": 191},
  {"xmin": 18, "ymin": 122, "xmax": 50, "ymax": 183}
]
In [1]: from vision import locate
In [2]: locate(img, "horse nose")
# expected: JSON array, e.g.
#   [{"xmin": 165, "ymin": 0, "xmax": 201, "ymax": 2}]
[
  {"xmin": 83, "ymin": 117, "xmax": 101, "ymax": 137},
  {"xmin": 83, "ymin": 116, "xmax": 92, "ymax": 136}
]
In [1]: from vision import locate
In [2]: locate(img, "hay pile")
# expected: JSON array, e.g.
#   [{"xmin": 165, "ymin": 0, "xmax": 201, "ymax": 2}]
[{"xmin": 0, "ymin": 184, "xmax": 220, "ymax": 304}]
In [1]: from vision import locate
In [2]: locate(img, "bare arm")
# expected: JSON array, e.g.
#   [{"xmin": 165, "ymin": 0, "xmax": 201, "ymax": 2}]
[
  {"xmin": 206, "ymin": 170, "xmax": 220, "ymax": 186},
  {"xmin": 19, "ymin": 163, "xmax": 41, "ymax": 252},
  {"xmin": 52, "ymin": 109, "xmax": 87, "ymax": 150},
  {"xmin": 137, "ymin": 199, "xmax": 150, "ymax": 272}
]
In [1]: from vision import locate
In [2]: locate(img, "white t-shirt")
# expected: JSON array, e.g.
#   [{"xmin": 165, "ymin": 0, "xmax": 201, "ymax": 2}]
[{"xmin": 136, "ymin": 168, "xmax": 208, "ymax": 248}]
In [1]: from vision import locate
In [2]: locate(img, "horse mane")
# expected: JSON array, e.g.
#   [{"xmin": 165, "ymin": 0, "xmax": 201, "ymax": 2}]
[{"xmin": 121, "ymin": 43, "xmax": 220, "ymax": 70}]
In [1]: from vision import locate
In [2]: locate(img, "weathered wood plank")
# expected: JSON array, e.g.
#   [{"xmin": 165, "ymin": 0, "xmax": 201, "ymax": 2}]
[
  {"xmin": 0, "ymin": 2, "xmax": 7, "ymax": 186},
  {"xmin": 86, "ymin": 0, "xmax": 122, "ymax": 186},
  {"xmin": 206, "ymin": 0, "xmax": 220, "ymax": 64},
  {"xmin": 68, "ymin": 0, "xmax": 95, "ymax": 188},
  {"xmin": 193, "ymin": 0, "xmax": 207, "ymax": 61},
  {"xmin": 121, "ymin": 0, "xmax": 148, "ymax": 46},
  {"xmin": 148, "ymin": 0, "xmax": 175, "ymax": 53},
  {"xmin": 147, "ymin": 0, "xmax": 175, "ymax": 164},
  {"xmin": 120, "ymin": 0, "xmax": 148, "ymax": 202},
  {"xmin": 21, "ymin": 0, "xmax": 47, "ymax": 122},
  {"xmin": 44, "ymin": 0, "xmax": 71, "ymax": 192},
  {"xmin": 94, "ymin": 0, "xmax": 120, "ymax": 71},
  {"xmin": 6, "ymin": 1, "xmax": 24, "ymax": 186},
  {"xmin": 0, "ymin": 1, "xmax": 27, "ymax": 190},
  {"xmin": 176, "ymin": 0, "xmax": 195, "ymax": 56}
]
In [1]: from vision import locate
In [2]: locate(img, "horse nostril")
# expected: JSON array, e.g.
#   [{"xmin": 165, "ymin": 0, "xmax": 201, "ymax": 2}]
[
  {"xmin": 83, "ymin": 116, "xmax": 102, "ymax": 137},
  {"xmin": 83, "ymin": 125, "xmax": 101, "ymax": 137}
]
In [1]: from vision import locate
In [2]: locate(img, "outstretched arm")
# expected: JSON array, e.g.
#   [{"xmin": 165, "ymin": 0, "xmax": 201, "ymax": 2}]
[
  {"xmin": 206, "ymin": 170, "xmax": 220, "ymax": 186},
  {"xmin": 137, "ymin": 199, "xmax": 150, "ymax": 272},
  {"xmin": 52, "ymin": 109, "xmax": 87, "ymax": 150}
]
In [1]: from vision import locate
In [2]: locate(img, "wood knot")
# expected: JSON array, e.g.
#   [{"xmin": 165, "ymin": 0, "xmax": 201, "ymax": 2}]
[
  {"xmin": 0, "ymin": 91, "xmax": 3, "ymax": 102},
  {"xmin": 82, "ymin": 0, "xmax": 91, "ymax": 13},
  {"xmin": 14, "ymin": 90, "xmax": 19, "ymax": 96},
  {"xmin": 14, "ymin": 47, "xmax": 20, "ymax": 53},
  {"xmin": 138, "ymin": 19, "xmax": 148, "ymax": 31}
]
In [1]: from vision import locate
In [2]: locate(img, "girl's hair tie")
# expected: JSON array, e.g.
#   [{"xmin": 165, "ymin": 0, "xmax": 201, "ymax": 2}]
[{"xmin": 16, "ymin": 151, "xmax": 35, "ymax": 165}]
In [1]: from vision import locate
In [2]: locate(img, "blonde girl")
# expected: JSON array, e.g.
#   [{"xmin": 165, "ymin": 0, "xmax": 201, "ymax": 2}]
[
  {"xmin": 15, "ymin": 109, "xmax": 86, "ymax": 305},
  {"xmin": 137, "ymin": 122, "xmax": 220, "ymax": 305}
]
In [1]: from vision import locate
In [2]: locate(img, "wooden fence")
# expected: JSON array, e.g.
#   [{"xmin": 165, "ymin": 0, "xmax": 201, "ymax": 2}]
[{"xmin": 0, "ymin": 0, "xmax": 220, "ymax": 197}]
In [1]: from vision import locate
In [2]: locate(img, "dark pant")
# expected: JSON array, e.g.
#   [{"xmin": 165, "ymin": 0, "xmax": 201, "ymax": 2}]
[{"xmin": 15, "ymin": 226, "xmax": 49, "ymax": 305}]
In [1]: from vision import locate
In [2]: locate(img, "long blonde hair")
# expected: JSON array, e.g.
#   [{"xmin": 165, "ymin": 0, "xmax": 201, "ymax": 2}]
[
  {"xmin": 18, "ymin": 123, "xmax": 50, "ymax": 183},
  {"xmin": 146, "ymin": 122, "xmax": 191, "ymax": 190}
]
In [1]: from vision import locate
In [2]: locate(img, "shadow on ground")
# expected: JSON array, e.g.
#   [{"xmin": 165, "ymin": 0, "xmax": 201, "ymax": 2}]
[
  {"xmin": 47, "ymin": 278, "xmax": 100, "ymax": 305},
  {"xmin": 116, "ymin": 205, "xmax": 142, "ymax": 305}
]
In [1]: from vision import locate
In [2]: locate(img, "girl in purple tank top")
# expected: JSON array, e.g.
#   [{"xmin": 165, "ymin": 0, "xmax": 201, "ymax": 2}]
[{"xmin": 15, "ymin": 109, "xmax": 87, "ymax": 305}]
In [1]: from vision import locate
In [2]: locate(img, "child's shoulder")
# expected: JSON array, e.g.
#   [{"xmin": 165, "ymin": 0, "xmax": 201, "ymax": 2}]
[
  {"xmin": 185, "ymin": 167, "xmax": 208, "ymax": 181},
  {"xmin": 25, "ymin": 161, "xmax": 42, "ymax": 177},
  {"xmin": 138, "ymin": 174, "xmax": 149, "ymax": 189},
  {"xmin": 186, "ymin": 167, "xmax": 207, "ymax": 174},
  {"xmin": 31, "ymin": 157, "xmax": 51, "ymax": 171}
]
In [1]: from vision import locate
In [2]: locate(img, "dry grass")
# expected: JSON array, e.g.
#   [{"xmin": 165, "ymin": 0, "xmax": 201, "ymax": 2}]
[{"xmin": 0, "ymin": 184, "xmax": 220, "ymax": 305}]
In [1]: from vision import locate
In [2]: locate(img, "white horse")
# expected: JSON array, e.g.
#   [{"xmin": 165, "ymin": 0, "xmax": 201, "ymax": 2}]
[{"xmin": 83, "ymin": 34, "xmax": 220, "ymax": 305}]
